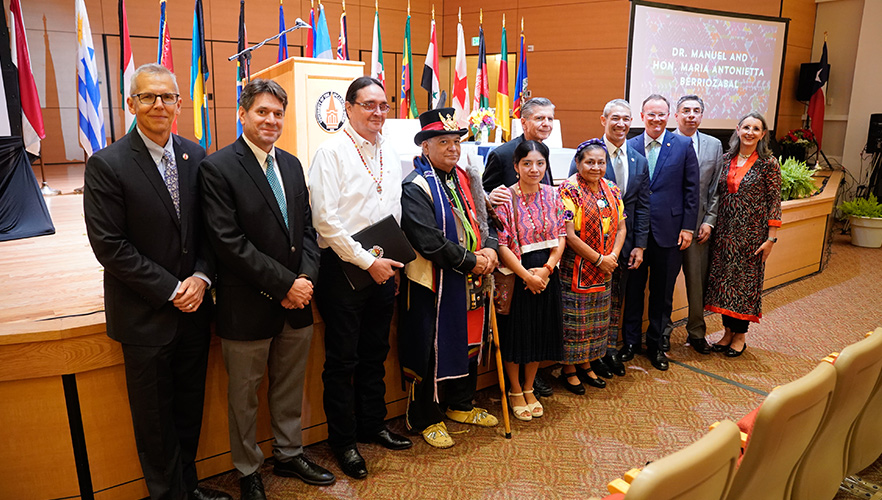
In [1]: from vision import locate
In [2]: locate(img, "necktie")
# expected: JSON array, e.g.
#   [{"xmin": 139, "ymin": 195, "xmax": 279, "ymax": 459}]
[
  {"xmin": 648, "ymin": 140, "xmax": 660, "ymax": 180},
  {"xmin": 161, "ymin": 150, "xmax": 180, "ymax": 218},
  {"xmin": 613, "ymin": 148, "xmax": 626, "ymax": 196},
  {"xmin": 265, "ymin": 155, "xmax": 288, "ymax": 228}
]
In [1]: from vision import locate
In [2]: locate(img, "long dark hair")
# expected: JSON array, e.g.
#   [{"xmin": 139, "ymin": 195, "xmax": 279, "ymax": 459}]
[
  {"xmin": 728, "ymin": 112, "xmax": 772, "ymax": 158},
  {"xmin": 513, "ymin": 139, "xmax": 550, "ymax": 167}
]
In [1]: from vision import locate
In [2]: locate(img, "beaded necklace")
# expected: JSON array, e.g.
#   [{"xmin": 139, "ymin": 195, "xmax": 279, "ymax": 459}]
[
  {"xmin": 515, "ymin": 182, "xmax": 547, "ymax": 236},
  {"xmin": 344, "ymin": 129, "xmax": 383, "ymax": 194}
]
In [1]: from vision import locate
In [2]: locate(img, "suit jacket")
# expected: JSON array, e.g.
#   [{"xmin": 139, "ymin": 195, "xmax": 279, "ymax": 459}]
[
  {"xmin": 605, "ymin": 144, "xmax": 651, "ymax": 257},
  {"xmin": 84, "ymin": 131, "xmax": 213, "ymax": 346},
  {"xmin": 481, "ymin": 134, "xmax": 552, "ymax": 192},
  {"xmin": 627, "ymin": 131, "xmax": 700, "ymax": 248},
  {"xmin": 200, "ymin": 136, "xmax": 320, "ymax": 340},
  {"xmin": 672, "ymin": 130, "xmax": 724, "ymax": 229}
]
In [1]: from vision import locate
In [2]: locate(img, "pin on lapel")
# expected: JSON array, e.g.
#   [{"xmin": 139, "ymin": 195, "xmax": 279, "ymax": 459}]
[
  {"xmin": 182, "ymin": 153, "xmax": 189, "ymax": 160},
  {"xmin": 666, "ymin": 143, "xmax": 671, "ymax": 147}
]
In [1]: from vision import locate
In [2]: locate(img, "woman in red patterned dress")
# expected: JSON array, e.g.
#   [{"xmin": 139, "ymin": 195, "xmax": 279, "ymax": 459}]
[{"xmin": 705, "ymin": 112, "xmax": 782, "ymax": 357}]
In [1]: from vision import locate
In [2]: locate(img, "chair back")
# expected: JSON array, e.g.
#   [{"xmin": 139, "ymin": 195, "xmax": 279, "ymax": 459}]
[
  {"xmin": 790, "ymin": 333, "xmax": 882, "ymax": 500},
  {"xmin": 624, "ymin": 420, "xmax": 741, "ymax": 500},
  {"xmin": 846, "ymin": 328, "xmax": 882, "ymax": 475},
  {"xmin": 725, "ymin": 362, "xmax": 836, "ymax": 500}
]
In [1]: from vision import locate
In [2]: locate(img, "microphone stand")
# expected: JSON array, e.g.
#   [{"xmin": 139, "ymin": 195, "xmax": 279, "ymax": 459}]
[{"xmin": 228, "ymin": 20, "xmax": 311, "ymax": 81}]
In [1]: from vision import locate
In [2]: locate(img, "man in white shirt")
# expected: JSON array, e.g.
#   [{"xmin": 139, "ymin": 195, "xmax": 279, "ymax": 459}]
[{"xmin": 309, "ymin": 76, "xmax": 413, "ymax": 480}]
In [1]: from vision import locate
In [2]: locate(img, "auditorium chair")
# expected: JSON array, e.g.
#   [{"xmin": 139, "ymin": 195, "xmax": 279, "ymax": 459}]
[
  {"xmin": 723, "ymin": 361, "xmax": 836, "ymax": 500},
  {"xmin": 603, "ymin": 420, "xmax": 741, "ymax": 500},
  {"xmin": 790, "ymin": 330, "xmax": 882, "ymax": 500},
  {"xmin": 842, "ymin": 328, "xmax": 882, "ymax": 497}
]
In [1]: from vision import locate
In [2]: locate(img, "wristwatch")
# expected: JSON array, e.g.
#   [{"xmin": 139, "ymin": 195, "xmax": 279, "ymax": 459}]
[{"xmin": 767, "ymin": 237, "xmax": 778, "ymax": 243}]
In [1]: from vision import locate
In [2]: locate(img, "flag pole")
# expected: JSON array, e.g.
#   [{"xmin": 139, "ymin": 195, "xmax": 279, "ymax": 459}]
[
  {"xmin": 427, "ymin": 5, "xmax": 434, "ymax": 110},
  {"xmin": 489, "ymin": 297, "xmax": 512, "ymax": 439}
]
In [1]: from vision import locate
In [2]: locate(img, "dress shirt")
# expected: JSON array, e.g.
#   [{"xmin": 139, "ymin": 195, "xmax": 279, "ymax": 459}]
[
  {"xmin": 604, "ymin": 134, "xmax": 629, "ymax": 194},
  {"xmin": 309, "ymin": 123, "xmax": 402, "ymax": 270},
  {"xmin": 241, "ymin": 134, "xmax": 284, "ymax": 200},
  {"xmin": 134, "ymin": 126, "xmax": 211, "ymax": 298},
  {"xmin": 644, "ymin": 129, "xmax": 667, "ymax": 151},
  {"xmin": 679, "ymin": 129, "xmax": 699, "ymax": 157}
]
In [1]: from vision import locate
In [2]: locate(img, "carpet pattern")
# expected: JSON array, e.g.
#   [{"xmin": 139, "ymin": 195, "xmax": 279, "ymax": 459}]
[{"xmin": 201, "ymin": 234, "xmax": 882, "ymax": 499}]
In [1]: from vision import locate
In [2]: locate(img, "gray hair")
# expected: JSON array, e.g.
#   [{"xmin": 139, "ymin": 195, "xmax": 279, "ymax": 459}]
[
  {"xmin": 240, "ymin": 78, "xmax": 288, "ymax": 111},
  {"xmin": 603, "ymin": 99, "xmax": 631, "ymax": 117},
  {"xmin": 642, "ymin": 93, "xmax": 670, "ymax": 112},
  {"xmin": 676, "ymin": 95, "xmax": 705, "ymax": 113},
  {"xmin": 728, "ymin": 112, "xmax": 772, "ymax": 159},
  {"xmin": 130, "ymin": 63, "xmax": 179, "ymax": 94},
  {"xmin": 521, "ymin": 97, "xmax": 555, "ymax": 119}
]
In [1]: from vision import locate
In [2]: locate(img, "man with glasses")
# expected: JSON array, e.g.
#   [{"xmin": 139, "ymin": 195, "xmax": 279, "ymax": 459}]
[
  {"xmin": 308, "ymin": 76, "xmax": 411, "ymax": 480},
  {"xmin": 623, "ymin": 94, "xmax": 699, "ymax": 371},
  {"xmin": 201, "ymin": 79, "xmax": 334, "ymax": 500},
  {"xmin": 84, "ymin": 63, "xmax": 229, "ymax": 500}
]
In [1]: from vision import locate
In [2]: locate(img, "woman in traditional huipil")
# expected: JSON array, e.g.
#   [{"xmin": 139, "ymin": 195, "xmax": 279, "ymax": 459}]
[
  {"xmin": 495, "ymin": 140, "xmax": 565, "ymax": 421},
  {"xmin": 705, "ymin": 112, "xmax": 782, "ymax": 357},
  {"xmin": 557, "ymin": 139, "xmax": 626, "ymax": 394}
]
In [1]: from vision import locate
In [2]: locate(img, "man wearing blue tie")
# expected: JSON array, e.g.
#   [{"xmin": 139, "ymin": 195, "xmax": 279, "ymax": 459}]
[{"xmin": 622, "ymin": 94, "xmax": 699, "ymax": 371}]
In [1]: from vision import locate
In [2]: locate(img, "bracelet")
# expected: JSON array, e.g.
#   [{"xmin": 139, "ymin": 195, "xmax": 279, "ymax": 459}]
[
  {"xmin": 594, "ymin": 254, "xmax": 604, "ymax": 267},
  {"xmin": 767, "ymin": 236, "xmax": 778, "ymax": 243},
  {"xmin": 542, "ymin": 263, "xmax": 554, "ymax": 273}
]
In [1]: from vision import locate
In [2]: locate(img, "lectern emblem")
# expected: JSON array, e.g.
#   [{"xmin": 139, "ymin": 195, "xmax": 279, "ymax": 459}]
[{"xmin": 315, "ymin": 91, "xmax": 346, "ymax": 133}]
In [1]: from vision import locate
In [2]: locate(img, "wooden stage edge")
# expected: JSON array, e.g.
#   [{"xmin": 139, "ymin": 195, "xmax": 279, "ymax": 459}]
[{"xmin": 0, "ymin": 166, "xmax": 842, "ymax": 500}]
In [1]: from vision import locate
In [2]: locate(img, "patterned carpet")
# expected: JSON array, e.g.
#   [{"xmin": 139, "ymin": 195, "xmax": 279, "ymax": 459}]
[{"xmin": 201, "ymin": 234, "xmax": 882, "ymax": 499}]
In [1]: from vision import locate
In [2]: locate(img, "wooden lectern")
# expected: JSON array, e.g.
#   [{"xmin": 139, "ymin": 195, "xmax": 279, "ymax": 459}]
[{"xmin": 251, "ymin": 57, "xmax": 364, "ymax": 170}]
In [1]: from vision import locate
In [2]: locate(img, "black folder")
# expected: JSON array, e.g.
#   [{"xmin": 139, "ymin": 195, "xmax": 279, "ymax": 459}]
[{"xmin": 341, "ymin": 215, "xmax": 417, "ymax": 291}]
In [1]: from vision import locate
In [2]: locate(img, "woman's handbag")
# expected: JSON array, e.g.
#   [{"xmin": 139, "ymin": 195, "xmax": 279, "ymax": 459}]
[{"xmin": 493, "ymin": 189, "xmax": 519, "ymax": 315}]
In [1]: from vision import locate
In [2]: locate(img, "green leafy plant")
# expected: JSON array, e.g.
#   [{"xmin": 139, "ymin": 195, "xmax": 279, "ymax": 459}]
[
  {"xmin": 779, "ymin": 156, "xmax": 817, "ymax": 201},
  {"xmin": 838, "ymin": 194, "xmax": 882, "ymax": 219}
]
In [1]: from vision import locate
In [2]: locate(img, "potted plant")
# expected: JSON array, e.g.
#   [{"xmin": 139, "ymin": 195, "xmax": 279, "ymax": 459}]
[
  {"xmin": 838, "ymin": 194, "xmax": 882, "ymax": 248},
  {"xmin": 778, "ymin": 128, "xmax": 815, "ymax": 163},
  {"xmin": 779, "ymin": 157, "xmax": 818, "ymax": 201}
]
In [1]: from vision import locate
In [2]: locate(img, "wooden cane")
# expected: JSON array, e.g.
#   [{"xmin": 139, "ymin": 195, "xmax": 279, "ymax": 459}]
[{"xmin": 489, "ymin": 300, "xmax": 512, "ymax": 438}]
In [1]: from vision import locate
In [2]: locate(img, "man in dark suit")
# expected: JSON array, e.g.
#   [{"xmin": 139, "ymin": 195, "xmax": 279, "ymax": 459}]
[
  {"xmin": 662, "ymin": 95, "xmax": 725, "ymax": 354},
  {"xmin": 200, "ymin": 79, "xmax": 334, "ymax": 500},
  {"xmin": 623, "ymin": 94, "xmax": 699, "ymax": 371},
  {"xmin": 83, "ymin": 63, "xmax": 229, "ymax": 500},
  {"xmin": 482, "ymin": 96, "xmax": 556, "ymax": 397}
]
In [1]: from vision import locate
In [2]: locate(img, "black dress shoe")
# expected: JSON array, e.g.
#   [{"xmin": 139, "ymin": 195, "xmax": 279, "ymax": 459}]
[
  {"xmin": 532, "ymin": 373, "xmax": 554, "ymax": 397},
  {"xmin": 646, "ymin": 350, "xmax": 670, "ymax": 371},
  {"xmin": 726, "ymin": 343, "xmax": 748, "ymax": 358},
  {"xmin": 358, "ymin": 428, "xmax": 413, "ymax": 450},
  {"xmin": 575, "ymin": 366, "xmax": 607, "ymax": 388},
  {"xmin": 602, "ymin": 352, "xmax": 626, "ymax": 376},
  {"xmin": 619, "ymin": 343, "xmax": 638, "ymax": 362},
  {"xmin": 190, "ymin": 487, "xmax": 232, "ymax": 500},
  {"xmin": 712, "ymin": 342, "xmax": 731, "ymax": 353},
  {"xmin": 558, "ymin": 371, "xmax": 586, "ymax": 395},
  {"xmin": 590, "ymin": 359, "xmax": 614, "ymax": 379},
  {"xmin": 659, "ymin": 336, "xmax": 671, "ymax": 352},
  {"xmin": 274, "ymin": 454, "xmax": 336, "ymax": 485},
  {"xmin": 688, "ymin": 337, "xmax": 712, "ymax": 355},
  {"xmin": 239, "ymin": 472, "xmax": 266, "ymax": 500},
  {"xmin": 334, "ymin": 447, "xmax": 368, "ymax": 479}
]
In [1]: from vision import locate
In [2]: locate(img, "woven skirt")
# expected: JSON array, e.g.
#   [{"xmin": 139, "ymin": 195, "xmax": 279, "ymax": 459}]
[{"xmin": 559, "ymin": 249, "xmax": 611, "ymax": 365}]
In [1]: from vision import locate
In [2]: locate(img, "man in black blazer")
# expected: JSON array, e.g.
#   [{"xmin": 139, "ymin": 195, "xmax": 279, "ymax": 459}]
[
  {"xmin": 84, "ymin": 63, "xmax": 228, "ymax": 500},
  {"xmin": 200, "ymin": 79, "xmax": 334, "ymax": 500}
]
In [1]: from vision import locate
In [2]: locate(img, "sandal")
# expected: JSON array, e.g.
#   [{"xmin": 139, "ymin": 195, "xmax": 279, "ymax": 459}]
[
  {"xmin": 523, "ymin": 389, "xmax": 543, "ymax": 418},
  {"xmin": 508, "ymin": 392, "xmax": 532, "ymax": 421}
]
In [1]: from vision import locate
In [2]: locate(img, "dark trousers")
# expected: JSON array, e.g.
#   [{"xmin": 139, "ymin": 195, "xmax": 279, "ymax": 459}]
[
  {"xmin": 121, "ymin": 315, "xmax": 210, "ymax": 500},
  {"xmin": 607, "ymin": 264, "xmax": 631, "ymax": 354},
  {"xmin": 623, "ymin": 233, "xmax": 683, "ymax": 351},
  {"xmin": 316, "ymin": 249, "xmax": 396, "ymax": 451},
  {"xmin": 722, "ymin": 314, "xmax": 750, "ymax": 334},
  {"xmin": 406, "ymin": 360, "xmax": 478, "ymax": 432}
]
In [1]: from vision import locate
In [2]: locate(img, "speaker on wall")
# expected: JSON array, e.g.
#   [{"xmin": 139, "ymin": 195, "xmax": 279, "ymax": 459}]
[
  {"xmin": 868, "ymin": 114, "xmax": 882, "ymax": 154},
  {"xmin": 797, "ymin": 63, "xmax": 830, "ymax": 102}
]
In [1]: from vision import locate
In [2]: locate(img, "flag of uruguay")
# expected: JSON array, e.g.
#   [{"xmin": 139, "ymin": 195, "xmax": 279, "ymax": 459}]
[{"xmin": 76, "ymin": 0, "xmax": 106, "ymax": 156}]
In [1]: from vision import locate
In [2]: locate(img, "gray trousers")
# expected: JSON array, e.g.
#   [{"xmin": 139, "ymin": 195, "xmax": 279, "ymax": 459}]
[
  {"xmin": 664, "ymin": 238, "xmax": 711, "ymax": 340},
  {"xmin": 221, "ymin": 323, "xmax": 313, "ymax": 476}
]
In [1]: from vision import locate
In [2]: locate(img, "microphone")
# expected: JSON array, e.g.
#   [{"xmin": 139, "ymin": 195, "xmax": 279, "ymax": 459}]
[{"xmin": 293, "ymin": 18, "xmax": 311, "ymax": 29}]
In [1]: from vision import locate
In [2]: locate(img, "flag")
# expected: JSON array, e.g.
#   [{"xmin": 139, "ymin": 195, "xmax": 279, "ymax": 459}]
[
  {"xmin": 420, "ymin": 18, "xmax": 439, "ymax": 109},
  {"xmin": 9, "ymin": 0, "xmax": 45, "ymax": 154},
  {"xmin": 278, "ymin": 0, "xmax": 288, "ymax": 62},
  {"xmin": 399, "ymin": 12, "xmax": 417, "ymax": 119},
  {"xmin": 119, "ymin": 0, "xmax": 135, "ymax": 132},
  {"xmin": 306, "ymin": 1, "xmax": 314, "ymax": 58},
  {"xmin": 157, "ymin": 0, "xmax": 176, "ymax": 133},
  {"xmin": 495, "ymin": 18, "xmax": 510, "ymax": 140},
  {"xmin": 314, "ymin": 3, "xmax": 333, "ymax": 59},
  {"xmin": 191, "ymin": 0, "xmax": 211, "ymax": 149},
  {"xmin": 807, "ymin": 41, "xmax": 829, "ymax": 148},
  {"xmin": 336, "ymin": 3, "xmax": 349, "ymax": 61},
  {"xmin": 370, "ymin": 9, "xmax": 385, "ymax": 87},
  {"xmin": 513, "ymin": 22, "xmax": 528, "ymax": 119},
  {"xmin": 0, "ymin": 3, "xmax": 19, "ymax": 137},
  {"xmin": 473, "ymin": 23, "xmax": 490, "ymax": 110},
  {"xmin": 236, "ymin": 0, "xmax": 247, "ymax": 136},
  {"xmin": 452, "ymin": 17, "xmax": 469, "ymax": 128},
  {"xmin": 76, "ymin": 0, "xmax": 106, "ymax": 156}
]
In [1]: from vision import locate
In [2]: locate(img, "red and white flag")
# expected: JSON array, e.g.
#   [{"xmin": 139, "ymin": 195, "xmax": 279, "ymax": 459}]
[
  {"xmin": 420, "ymin": 17, "xmax": 440, "ymax": 109},
  {"xmin": 452, "ymin": 17, "xmax": 469, "ymax": 128},
  {"xmin": 9, "ymin": 0, "xmax": 45, "ymax": 155}
]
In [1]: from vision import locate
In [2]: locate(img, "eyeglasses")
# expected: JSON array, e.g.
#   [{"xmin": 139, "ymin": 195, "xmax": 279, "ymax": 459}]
[
  {"xmin": 132, "ymin": 92, "xmax": 180, "ymax": 105},
  {"xmin": 644, "ymin": 113, "xmax": 668, "ymax": 120},
  {"xmin": 353, "ymin": 101, "xmax": 390, "ymax": 113}
]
